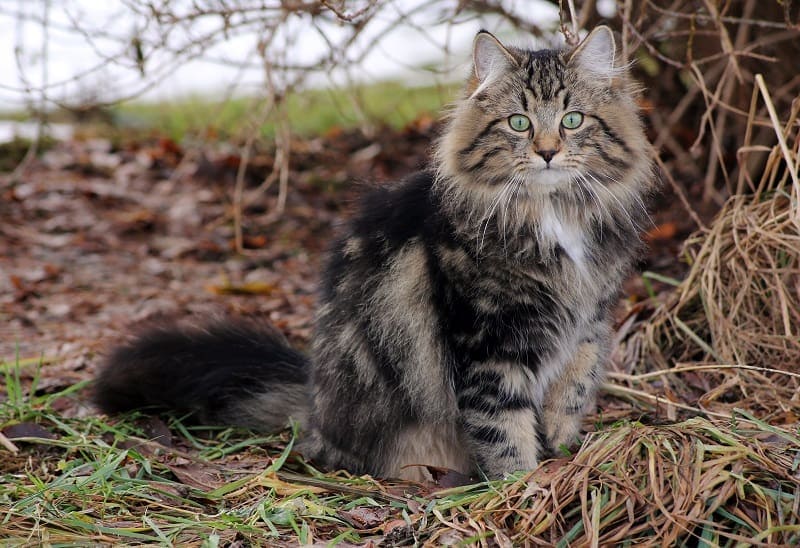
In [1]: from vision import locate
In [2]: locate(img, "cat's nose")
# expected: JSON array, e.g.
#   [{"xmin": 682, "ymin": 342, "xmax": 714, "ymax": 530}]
[{"xmin": 537, "ymin": 149, "xmax": 558, "ymax": 163}]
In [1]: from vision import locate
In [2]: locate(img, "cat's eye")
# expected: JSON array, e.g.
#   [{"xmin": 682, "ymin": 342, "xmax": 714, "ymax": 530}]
[
  {"xmin": 561, "ymin": 111, "xmax": 584, "ymax": 129},
  {"xmin": 508, "ymin": 114, "xmax": 531, "ymax": 132}
]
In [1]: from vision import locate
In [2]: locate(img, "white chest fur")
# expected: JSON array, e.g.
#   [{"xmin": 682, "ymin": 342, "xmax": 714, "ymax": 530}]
[{"xmin": 538, "ymin": 207, "xmax": 586, "ymax": 269}]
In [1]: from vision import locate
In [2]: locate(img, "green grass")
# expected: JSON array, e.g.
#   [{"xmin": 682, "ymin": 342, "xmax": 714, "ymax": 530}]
[
  {"xmin": 112, "ymin": 81, "xmax": 458, "ymax": 141},
  {"xmin": 0, "ymin": 110, "xmax": 29, "ymax": 122},
  {"xmin": 0, "ymin": 356, "xmax": 494, "ymax": 545}
]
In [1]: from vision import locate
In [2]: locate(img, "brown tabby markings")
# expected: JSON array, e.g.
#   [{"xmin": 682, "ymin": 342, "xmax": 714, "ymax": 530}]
[
  {"xmin": 305, "ymin": 26, "xmax": 654, "ymax": 478},
  {"xmin": 94, "ymin": 26, "xmax": 655, "ymax": 481}
]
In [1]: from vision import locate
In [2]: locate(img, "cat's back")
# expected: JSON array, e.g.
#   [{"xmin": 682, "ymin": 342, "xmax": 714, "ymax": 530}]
[{"xmin": 320, "ymin": 170, "xmax": 441, "ymax": 300}]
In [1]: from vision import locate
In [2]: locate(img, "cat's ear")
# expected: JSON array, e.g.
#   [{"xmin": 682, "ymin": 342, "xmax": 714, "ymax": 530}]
[
  {"xmin": 473, "ymin": 31, "xmax": 518, "ymax": 84},
  {"xmin": 568, "ymin": 26, "xmax": 618, "ymax": 79}
]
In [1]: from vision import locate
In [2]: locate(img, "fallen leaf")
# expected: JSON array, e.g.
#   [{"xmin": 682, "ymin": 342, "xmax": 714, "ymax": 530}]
[
  {"xmin": 111, "ymin": 208, "xmax": 158, "ymax": 233},
  {"xmin": 425, "ymin": 465, "xmax": 474, "ymax": 488},
  {"xmin": 436, "ymin": 530, "xmax": 464, "ymax": 545},
  {"xmin": 323, "ymin": 125, "xmax": 343, "ymax": 139},
  {"xmin": 158, "ymin": 137, "xmax": 182, "ymax": 156},
  {"xmin": 337, "ymin": 506, "xmax": 391, "ymax": 529},
  {"xmin": 645, "ymin": 222, "xmax": 678, "ymax": 241},
  {"xmin": 9, "ymin": 274, "xmax": 24, "ymax": 290},
  {"xmin": 241, "ymin": 235, "xmax": 268, "ymax": 249},
  {"xmin": 3, "ymin": 422, "xmax": 58, "ymax": 441},
  {"xmin": 381, "ymin": 520, "xmax": 416, "ymax": 545},
  {"xmin": 136, "ymin": 416, "xmax": 172, "ymax": 447},
  {"xmin": 382, "ymin": 518, "xmax": 409, "ymax": 533},
  {"xmin": 206, "ymin": 281, "xmax": 277, "ymax": 296},
  {"xmin": 256, "ymin": 473, "xmax": 326, "ymax": 496},
  {"xmin": 164, "ymin": 461, "xmax": 227, "ymax": 491}
]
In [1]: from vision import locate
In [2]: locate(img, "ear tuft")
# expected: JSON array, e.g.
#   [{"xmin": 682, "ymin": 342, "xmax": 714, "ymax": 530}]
[
  {"xmin": 473, "ymin": 31, "xmax": 517, "ymax": 84},
  {"xmin": 568, "ymin": 26, "xmax": 618, "ymax": 79}
]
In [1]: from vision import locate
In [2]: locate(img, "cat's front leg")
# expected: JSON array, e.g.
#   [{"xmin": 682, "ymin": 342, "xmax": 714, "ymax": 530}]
[
  {"xmin": 541, "ymin": 338, "xmax": 608, "ymax": 456},
  {"xmin": 457, "ymin": 363, "xmax": 544, "ymax": 478}
]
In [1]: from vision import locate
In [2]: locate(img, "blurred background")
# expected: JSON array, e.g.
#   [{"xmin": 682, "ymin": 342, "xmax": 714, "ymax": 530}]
[{"xmin": 0, "ymin": 1, "xmax": 562, "ymax": 142}]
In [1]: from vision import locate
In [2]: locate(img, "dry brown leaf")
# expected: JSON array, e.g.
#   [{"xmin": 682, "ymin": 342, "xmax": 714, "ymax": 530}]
[
  {"xmin": 337, "ymin": 506, "xmax": 391, "ymax": 530},
  {"xmin": 206, "ymin": 281, "xmax": 277, "ymax": 296},
  {"xmin": 2, "ymin": 422, "xmax": 58, "ymax": 442}
]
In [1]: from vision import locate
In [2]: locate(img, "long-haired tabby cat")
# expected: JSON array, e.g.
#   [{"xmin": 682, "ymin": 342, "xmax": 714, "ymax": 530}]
[{"xmin": 95, "ymin": 26, "xmax": 654, "ymax": 481}]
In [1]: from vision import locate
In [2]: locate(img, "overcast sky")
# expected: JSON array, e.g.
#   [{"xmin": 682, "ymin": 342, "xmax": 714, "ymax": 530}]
[{"xmin": 0, "ymin": 1, "xmax": 574, "ymax": 110}]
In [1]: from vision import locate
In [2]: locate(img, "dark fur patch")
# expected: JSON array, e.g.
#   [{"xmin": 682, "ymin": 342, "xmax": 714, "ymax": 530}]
[
  {"xmin": 589, "ymin": 114, "xmax": 630, "ymax": 152},
  {"xmin": 459, "ymin": 118, "xmax": 504, "ymax": 158},
  {"xmin": 467, "ymin": 424, "xmax": 508, "ymax": 445}
]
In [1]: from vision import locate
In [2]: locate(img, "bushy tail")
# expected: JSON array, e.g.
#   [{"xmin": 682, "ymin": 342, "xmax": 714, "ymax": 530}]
[{"xmin": 94, "ymin": 318, "xmax": 310, "ymax": 431}]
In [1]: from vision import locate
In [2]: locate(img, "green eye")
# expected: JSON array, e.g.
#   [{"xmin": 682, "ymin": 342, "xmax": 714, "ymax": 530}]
[
  {"xmin": 508, "ymin": 114, "xmax": 531, "ymax": 132},
  {"xmin": 561, "ymin": 111, "xmax": 584, "ymax": 129}
]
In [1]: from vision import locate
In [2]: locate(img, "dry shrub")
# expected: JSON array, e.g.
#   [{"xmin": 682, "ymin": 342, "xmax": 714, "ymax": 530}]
[
  {"xmin": 617, "ymin": 82, "xmax": 800, "ymax": 422},
  {"xmin": 617, "ymin": 0, "xmax": 800, "ymax": 205}
]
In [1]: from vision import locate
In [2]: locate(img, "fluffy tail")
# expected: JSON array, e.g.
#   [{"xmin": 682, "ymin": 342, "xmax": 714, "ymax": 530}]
[{"xmin": 94, "ymin": 318, "xmax": 310, "ymax": 431}]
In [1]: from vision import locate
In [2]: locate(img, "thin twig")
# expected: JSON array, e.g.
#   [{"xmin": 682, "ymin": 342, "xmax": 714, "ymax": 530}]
[
  {"xmin": 10, "ymin": 0, "xmax": 51, "ymax": 182},
  {"xmin": 653, "ymin": 153, "xmax": 707, "ymax": 230},
  {"xmin": 559, "ymin": 0, "xmax": 580, "ymax": 46},
  {"xmin": 608, "ymin": 363, "xmax": 800, "ymax": 383},
  {"xmin": 601, "ymin": 382, "xmax": 732, "ymax": 419}
]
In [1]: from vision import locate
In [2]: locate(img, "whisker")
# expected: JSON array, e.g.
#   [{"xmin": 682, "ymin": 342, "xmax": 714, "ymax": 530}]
[
  {"xmin": 584, "ymin": 171, "xmax": 638, "ymax": 232},
  {"xmin": 571, "ymin": 172, "xmax": 610, "ymax": 240},
  {"xmin": 478, "ymin": 177, "xmax": 515, "ymax": 256},
  {"xmin": 501, "ymin": 173, "xmax": 526, "ymax": 254},
  {"xmin": 596, "ymin": 171, "xmax": 654, "ymax": 229}
]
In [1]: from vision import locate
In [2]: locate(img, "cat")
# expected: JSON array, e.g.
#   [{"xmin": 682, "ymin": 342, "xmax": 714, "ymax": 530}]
[{"xmin": 94, "ymin": 26, "xmax": 655, "ymax": 481}]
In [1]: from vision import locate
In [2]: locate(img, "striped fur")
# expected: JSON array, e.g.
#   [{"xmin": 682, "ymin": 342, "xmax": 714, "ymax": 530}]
[{"xmin": 95, "ymin": 27, "xmax": 654, "ymax": 480}]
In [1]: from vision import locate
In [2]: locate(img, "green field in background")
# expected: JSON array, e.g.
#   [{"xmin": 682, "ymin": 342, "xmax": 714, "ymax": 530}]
[
  {"xmin": 0, "ymin": 81, "xmax": 459, "ymax": 144},
  {"xmin": 112, "ymin": 81, "xmax": 458, "ymax": 140}
]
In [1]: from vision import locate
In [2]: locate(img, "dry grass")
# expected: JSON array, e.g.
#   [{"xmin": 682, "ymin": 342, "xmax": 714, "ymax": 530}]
[
  {"xmin": 482, "ymin": 414, "xmax": 800, "ymax": 546},
  {"xmin": 617, "ymin": 78, "xmax": 800, "ymax": 431}
]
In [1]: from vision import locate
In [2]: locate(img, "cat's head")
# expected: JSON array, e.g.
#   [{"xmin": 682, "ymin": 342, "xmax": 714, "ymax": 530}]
[{"xmin": 436, "ymin": 26, "xmax": 653, "ymax": 224}]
